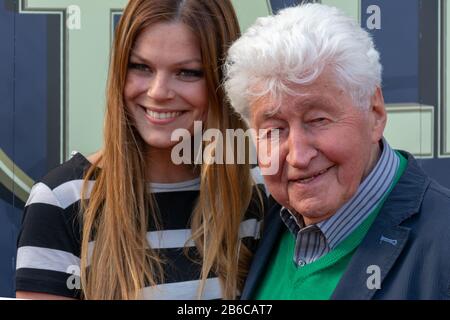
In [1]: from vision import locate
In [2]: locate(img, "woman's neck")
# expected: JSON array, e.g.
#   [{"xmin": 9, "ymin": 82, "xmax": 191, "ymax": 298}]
[
  {"xmin": 86, "ymin": 148, "xmax": 200, "ymax": 184},
  {"xmin": 144, "ymin": 147, "xmax": 199, "ymax": 183}
]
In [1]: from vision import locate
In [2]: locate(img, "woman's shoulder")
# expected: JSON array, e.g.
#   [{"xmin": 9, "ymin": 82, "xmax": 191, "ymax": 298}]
[
  {"xmin": 38, "ymin": 151, "xmax": 93, "ymax": 189},
  {"xmin": 17, "ymin": 151, "xmax": 89, "ymax": 299},
  {"xmin": 26, "ymin": 151, "xmax": 95, "ymax": 210}
]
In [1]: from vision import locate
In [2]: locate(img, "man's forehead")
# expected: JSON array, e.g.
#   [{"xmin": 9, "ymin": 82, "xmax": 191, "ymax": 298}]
[
  {"xmin": 252, "ymin": 93, "xmax": 337, "ymax": 120},
  {"xmin": 248, "ymin": 70, "xmax": 352, "ymax": 120}
]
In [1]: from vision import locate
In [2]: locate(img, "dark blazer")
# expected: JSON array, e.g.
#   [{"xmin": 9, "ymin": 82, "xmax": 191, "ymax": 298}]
[{"xmin": 242, "ymin": 151, "xmax": 450, "ymax": 300}]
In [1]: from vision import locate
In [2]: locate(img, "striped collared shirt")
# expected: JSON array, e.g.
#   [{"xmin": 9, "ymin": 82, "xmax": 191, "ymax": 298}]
[{"xmin": 280, "ymin": 139, "xmax": 399, "ymax": 267}]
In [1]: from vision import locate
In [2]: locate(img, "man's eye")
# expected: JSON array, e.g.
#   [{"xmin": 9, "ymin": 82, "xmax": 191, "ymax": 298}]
[
  {"xmin": 309, "ymin": 118, "xmax": 328, "ymax": 125},
  {"xmin": 177, "ymin": 69, "xmax": 204, "ymax": 80},
  {"xmin": 129, "ymin": 63, "xmax": 150, "ymax": 72},
  {"xmin": 259, "ymin": 128, "xmax": 281, "ymax": 140}
]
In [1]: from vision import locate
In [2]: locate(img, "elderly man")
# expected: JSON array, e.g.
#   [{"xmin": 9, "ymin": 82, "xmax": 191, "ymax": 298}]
[{"xmin": 225, "ymin": 3, "xmax": 450, "ymax": 299}]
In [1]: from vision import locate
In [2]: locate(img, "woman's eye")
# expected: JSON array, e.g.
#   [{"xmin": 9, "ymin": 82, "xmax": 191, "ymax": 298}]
[
  {"xmin": 177, "ymin": 69, "xmax": 204, "ymax": 80},
  {"xmin": 129, "ymin": 63, "xmax": 150, "ymax": 72}
]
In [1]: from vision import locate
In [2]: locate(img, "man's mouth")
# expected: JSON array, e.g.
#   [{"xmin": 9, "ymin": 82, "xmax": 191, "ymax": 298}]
[{"xmin": 293, "ymin": 166, "xmax": 334, "ymax": 184}]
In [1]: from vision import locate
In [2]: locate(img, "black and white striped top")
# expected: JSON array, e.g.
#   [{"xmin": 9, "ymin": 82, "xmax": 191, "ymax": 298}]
[{"xmin": 16, "ymin": 152, "xmax": 266, "ymax": 299}]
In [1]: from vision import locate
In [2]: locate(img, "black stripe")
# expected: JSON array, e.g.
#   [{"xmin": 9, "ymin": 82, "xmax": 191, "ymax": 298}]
[
  {"xmin": 154, "ymin": 247, "xmax": 202, "ymax": 285},
  {"xmin": 16, "ymin": 268, "xmax": 81, "ymax": 299},
  {"xmin": 149, "ymin": 191, "xmax": 199, "ymax": 230},
  {"xmin": 40, "ymin": 153, "xmax": 92, "ymax": 190},
  {"xmin": 18, "ymin": 203, "xmax": 80, "ymax": 256}
]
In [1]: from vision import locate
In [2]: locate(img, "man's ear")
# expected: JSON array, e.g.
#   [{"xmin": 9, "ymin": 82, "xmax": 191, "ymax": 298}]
[{"xmin": 369, "ymin": 87, "xmax": 387, "ymax": 143}]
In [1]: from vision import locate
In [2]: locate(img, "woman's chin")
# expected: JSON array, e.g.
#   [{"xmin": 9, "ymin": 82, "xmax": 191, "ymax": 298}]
[{"xmin": 144, "ymin": 140, "xmax": 179, "ymax": 150}]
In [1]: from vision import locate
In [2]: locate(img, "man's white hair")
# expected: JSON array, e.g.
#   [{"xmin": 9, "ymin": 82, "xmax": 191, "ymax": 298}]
[{"xmin": 224, "ymin": 3, "xmax": 382, "ymax": 121}]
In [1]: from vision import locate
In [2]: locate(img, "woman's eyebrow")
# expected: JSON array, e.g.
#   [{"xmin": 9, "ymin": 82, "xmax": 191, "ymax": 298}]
[
  {"xmin": 129, "ymin": 51, "xmax": 147, "ymax": 61},
  {"xmin": 172, "ymin": 58, "xmax": 202, "ymax": 66},
  {"xmin": 129, "ymin": 51, "xmax": 201, "ymax": 66}
]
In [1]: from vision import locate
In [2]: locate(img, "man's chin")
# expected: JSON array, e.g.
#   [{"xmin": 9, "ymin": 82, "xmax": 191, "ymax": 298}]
[{"xmin": 290, "ymin": 201, "xmax": 333, "ymax": 224}]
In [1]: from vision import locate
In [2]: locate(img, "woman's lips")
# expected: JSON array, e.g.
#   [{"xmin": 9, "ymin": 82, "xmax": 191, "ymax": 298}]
[{"xmin": 140, "ymin": 105, "xmax": 186, "ymax": 124}]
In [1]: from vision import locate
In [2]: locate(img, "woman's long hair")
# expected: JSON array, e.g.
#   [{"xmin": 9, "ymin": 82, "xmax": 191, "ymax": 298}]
[{"xmin": 80, "ymin": 0, "xmax": 262, "ymax": 300}]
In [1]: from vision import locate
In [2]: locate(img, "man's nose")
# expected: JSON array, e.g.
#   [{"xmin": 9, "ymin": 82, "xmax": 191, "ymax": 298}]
[
  {"xmin": 147, "ymin": 73, "xmax": 175, "ymax": 101},
  {"xmin": 286, "ymin": 127, "xmax": 318, "ymax": 168}
]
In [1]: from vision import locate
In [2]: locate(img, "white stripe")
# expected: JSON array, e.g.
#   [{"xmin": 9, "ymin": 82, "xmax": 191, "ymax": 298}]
[
  {"xmin": 27, "ymin": 177, "xmax": 203, "ymax": 210},
  {"xmin": 251, "ymin": 167, "xmax": 270, "ymax": 197},
  {"xmin": 16, "ymin": 246, "xmax": 80, "ymax": 275},
  {"xmin": 25, "ymin": 180, "xmax": 95, "ymax": 209},
  {"xmin": 150, "ymin": 186, "xmax": 201, "ymax": 193},
  {"xmin": 141, "ymin": 278, "xmax": 222, "ymax": 300},
  {"xmin": 87, "ymin": 218, "xmax": 262, "ymax": 254},
  {"xmin": 27, "ymin": 169, "xmax": 267, "ymax": 209},
  {"xmin": 251, "ymin": 167, "xmax": 265, "ymax": 185},
  {"xmin": 16, "ymin": 248, "xmax": 222, "ymax": 300},
  {"xmin": 239, "ymin": 218, "xmax": 261, "ymax": 240},
  {"xmin": 149, "ymin": 178, "xmax": 201, "ymax": 193},
  {"xmin": 53, "ymin": 180, "xmax": 94, "ymax": 209},
  {"xmin": 25, "ymin": 183, "xmax": 61, "ymax": 207},
  {"xmin": 146, "ymin": 229, "xmax": 195, "ymax": 249},
  {"xmin": 87, "ymin": 230, "xmax": 195, "ymax": 258}
]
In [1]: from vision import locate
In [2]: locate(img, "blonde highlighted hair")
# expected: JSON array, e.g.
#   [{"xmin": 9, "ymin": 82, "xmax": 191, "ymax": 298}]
[{"xmin": 80, "ymin": 0, "xmax": 262, "ymax": 300}]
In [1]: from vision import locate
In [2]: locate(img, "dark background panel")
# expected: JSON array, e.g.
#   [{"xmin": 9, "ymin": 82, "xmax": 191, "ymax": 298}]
[
  {"xmin": 361, "ymin": 0, "xmax": 450, "ymax": 190},
  {"xmin": 14, "ymin": 6, "xmax": 61, "ymax": 182},
  {"xmin": 269, "ymin": 0, "xmax": 302, "ymax": 13},
  {"xmin": 0, "ymin": 0, "xmax": 61, "ymax": 297},
  {"xmin": 0, "ymin": 0, "xmax": 16, "ymax": 299},
  {"xmin": 0, "ymin": 1, "xmax": 14, "ymax": 157},
  {"xmin": 113, "ymin": 11, "xmax": 121, "ymax": 27},
  {"xmin": 361, "ymin": 0, "xmax": 421, "ymax": 103},
  {"xmin": 418, "ymin": 158, "xmax": 450, "ymax": 189}
]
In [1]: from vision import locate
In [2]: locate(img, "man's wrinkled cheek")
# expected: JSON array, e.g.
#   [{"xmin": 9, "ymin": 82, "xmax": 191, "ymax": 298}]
[{"xmin": 265, "ymin": 175, "xmax": 289, "ymax": 203}]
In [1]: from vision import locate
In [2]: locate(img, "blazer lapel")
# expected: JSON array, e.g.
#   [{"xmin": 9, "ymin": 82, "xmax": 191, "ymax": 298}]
[
  {"xmin": 331, "ymin": 221, "xmax": 411, "ymax": 299},
  {"xmin": 332, "ymin": 152, "xmax": 429, "ymax": 300}
]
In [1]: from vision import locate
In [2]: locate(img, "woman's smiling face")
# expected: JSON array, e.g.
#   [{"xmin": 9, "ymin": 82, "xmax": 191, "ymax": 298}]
[{"xmin": 124, "ymin": 21, "xmax": 208, "ymax": 150}]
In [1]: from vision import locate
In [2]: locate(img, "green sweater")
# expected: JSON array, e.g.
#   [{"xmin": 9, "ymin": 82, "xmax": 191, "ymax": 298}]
[{"xmin": 255, "ymin": 152, "xmax": 407, "ymax": 300}]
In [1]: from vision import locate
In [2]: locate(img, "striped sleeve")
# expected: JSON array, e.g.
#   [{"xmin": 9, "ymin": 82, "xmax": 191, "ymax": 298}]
[
  {"xmin": 239, "ymin": 168, "xmax": 269, "ymax": 254},
  {"xmin": 16, "ymin": 182, "xmax": 82, "ymax": 299}
]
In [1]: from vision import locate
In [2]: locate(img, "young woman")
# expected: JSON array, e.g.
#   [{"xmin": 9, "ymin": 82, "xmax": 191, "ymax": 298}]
[{"xmin": 16, "ymin": 0, "xmax": 265, "ymax": 300}]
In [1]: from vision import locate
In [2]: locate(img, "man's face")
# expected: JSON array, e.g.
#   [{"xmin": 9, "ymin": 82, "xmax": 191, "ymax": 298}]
[{"xmin": 251, "ymin": 73, "xmax": 386, "ymax": 225}]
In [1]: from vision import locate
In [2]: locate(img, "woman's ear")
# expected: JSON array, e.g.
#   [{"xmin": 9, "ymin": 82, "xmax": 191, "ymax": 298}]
[{"xmin": 369, "ymin": 87, "xmax": 387, "ymax": 143}]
